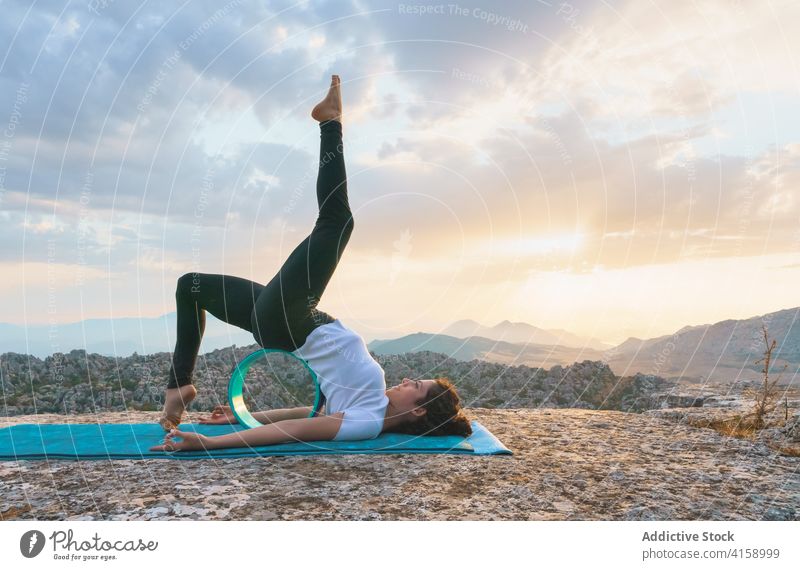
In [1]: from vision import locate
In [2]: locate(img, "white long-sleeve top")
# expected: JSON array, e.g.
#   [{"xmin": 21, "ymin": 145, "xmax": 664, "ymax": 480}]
[{"xmin": 291, "ymin": 319, "xmax": 389, "ymax": 441}]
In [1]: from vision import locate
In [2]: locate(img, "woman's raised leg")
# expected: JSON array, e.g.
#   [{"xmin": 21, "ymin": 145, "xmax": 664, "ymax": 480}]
[{"xmin": 251, "ymin": 75, "xmax": 353, "ymax": 351}]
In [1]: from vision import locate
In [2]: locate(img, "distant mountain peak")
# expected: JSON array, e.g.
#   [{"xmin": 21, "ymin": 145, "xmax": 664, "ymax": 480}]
[
  {"xmin": 442, "ymin": 318, "xmax": 612, "ymax": 351},
  {"xmin": 450, "ymin": 318, "xmax": 482, "ymax": 326}
]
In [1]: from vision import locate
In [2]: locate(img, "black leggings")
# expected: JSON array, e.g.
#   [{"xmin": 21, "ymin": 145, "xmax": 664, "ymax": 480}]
[{"xmin": 167, "ymin": 119, "xmax": 353, "ymax": 389}]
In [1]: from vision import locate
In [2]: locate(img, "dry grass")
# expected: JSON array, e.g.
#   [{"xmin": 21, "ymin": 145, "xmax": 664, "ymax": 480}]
[
  {"xmin": 685, "ymin": 414, "xmax": 762, "ymax": 439},
  {"xmin": 684, "ymin": 413, "xmax": 800, "ymax": 456},
  {"xmin": 0, "ymin": 504, "xmax": 32, "ymax": 520},
  {"xmin": 770, "ymin": 444, "xmax": 800, "ymax": 457}
]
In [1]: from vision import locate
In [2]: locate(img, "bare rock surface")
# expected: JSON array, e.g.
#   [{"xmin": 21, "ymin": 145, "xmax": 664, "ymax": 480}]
[{"xmin": 1, "ymin": 409, "xmax": 798, "ymax": 521}]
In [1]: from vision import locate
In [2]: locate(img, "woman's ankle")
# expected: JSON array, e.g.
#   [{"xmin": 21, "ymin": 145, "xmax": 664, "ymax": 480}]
[{"xmin": 163, "ymin": 384, "xmax": 197, "ymax": 414}]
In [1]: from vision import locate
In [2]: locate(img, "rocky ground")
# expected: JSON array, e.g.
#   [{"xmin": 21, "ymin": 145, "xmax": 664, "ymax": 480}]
[{"xmin": 1, "ymin": 408, "xmax": 798, "ymax": 521}]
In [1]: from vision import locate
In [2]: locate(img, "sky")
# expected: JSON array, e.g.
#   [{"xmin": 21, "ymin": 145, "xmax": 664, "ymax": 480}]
[{"xmin": 1, "ymin": 0, "xmax": 799, "ymax": 349}]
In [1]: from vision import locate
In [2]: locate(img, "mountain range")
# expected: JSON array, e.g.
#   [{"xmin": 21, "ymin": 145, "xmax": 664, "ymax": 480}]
[
  {"xmin": 3, "ymin": 307, "xmax": 798, "ymax": 383},
  {"xmin": 369, "ymin": 307, "xmax": 800, "ymax": 383}
]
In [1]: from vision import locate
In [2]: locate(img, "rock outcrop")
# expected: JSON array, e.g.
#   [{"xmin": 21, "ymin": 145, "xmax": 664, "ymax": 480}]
[
  {"xmin": 1, "ymin": 409, "xmax": 798, "ymax": 521},
  {"xmin": 0, "ymin": 349, "xmax": 670, "ymax": 415}
]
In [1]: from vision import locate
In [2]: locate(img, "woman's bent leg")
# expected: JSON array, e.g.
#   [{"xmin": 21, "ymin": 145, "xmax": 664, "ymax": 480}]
[
  {"xmin": 251, "ymin": 119, "xmax": 353, "ymax": 351},
  {"xmin": 168, "ymin": 272, "xmax": 264, "ymax": 388}
]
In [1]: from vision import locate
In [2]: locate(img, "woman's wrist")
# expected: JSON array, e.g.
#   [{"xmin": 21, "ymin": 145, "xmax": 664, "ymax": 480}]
[{"xmin": 201, "ymin": 434, "xmax": 219, "ymax": 450}]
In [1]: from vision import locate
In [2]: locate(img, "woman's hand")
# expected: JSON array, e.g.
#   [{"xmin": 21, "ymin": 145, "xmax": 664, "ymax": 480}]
[
  {"xmin": 149, "ymin": 429, "xmax": 211, "ymax": 452},
  {"xmin": 197, "ymin": 404, "xmax": 238, "ymax": 425}
]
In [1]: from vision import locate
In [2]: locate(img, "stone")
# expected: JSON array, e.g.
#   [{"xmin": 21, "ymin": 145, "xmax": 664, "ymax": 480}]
[
  {"xmin": 763, "ymin": 506, "xmax": 796, "ymax": 521},
  {"xmin": 1, "ymin": 409, "xmax": 798, "ymax": 521}
]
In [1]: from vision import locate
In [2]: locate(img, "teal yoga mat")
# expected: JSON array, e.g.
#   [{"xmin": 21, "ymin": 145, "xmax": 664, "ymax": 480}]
[{"xmin": 0, "ymin": 420, "xmax": 511, "ymax": 460}]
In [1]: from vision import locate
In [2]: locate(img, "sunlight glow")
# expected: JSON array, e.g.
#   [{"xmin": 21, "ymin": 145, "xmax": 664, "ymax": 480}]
[{"xmin": 486, "ymin": 233, "xmax": 586, "ymax": 256}]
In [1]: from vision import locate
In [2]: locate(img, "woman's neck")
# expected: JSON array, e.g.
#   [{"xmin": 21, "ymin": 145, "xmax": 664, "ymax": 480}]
[{"xmin": 382, "ymin": 400, "xmax": 405, "ymax": 432}]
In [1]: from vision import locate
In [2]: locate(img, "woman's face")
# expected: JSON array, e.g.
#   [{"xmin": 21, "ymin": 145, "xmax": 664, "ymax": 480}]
[{"xmin": 388, "ymin": 377, "xmax": 435, "ymax": 413}]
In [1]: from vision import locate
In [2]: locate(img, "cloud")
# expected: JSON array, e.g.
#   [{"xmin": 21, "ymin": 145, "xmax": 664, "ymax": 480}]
[
  {"xmin": 2, "ymin": 0, "xmax": 800, "ymax": 337},
  {"xmin": 525, "ymin": 0, "xmax": 800, "ymax": 126},
  {"xmin": 332, "ymin": 103, "xmax": 800, "ymax": 271}
]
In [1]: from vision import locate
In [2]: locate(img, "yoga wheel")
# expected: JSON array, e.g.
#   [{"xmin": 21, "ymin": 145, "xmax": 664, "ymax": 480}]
[{"xmin": 228, "ymin": 349, "xmax": 324, "ymax": 429}]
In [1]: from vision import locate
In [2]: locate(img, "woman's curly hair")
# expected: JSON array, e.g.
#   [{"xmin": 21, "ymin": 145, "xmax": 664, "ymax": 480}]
[{"xmin": 392, "ymin": 377, "xmax": 472, "ymax": 437}]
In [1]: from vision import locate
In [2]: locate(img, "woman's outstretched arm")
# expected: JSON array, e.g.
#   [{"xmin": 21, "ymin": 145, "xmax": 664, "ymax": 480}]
[
  {"xmin": 198, "ymin": 405, "xmax": 325, "ymax": 425},
  {"xmin": 149, "ymin": 412, "xmax": 344, "ymax": 452},
  {"xmin": 252, "ymin": 406, "xmax": 324, "ymax": 423}
]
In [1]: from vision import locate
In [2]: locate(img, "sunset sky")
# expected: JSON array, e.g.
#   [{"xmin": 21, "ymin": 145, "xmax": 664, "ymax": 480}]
[{"xmin": 1, "ymin": 0, "xmax": 798, "ymax": 349}]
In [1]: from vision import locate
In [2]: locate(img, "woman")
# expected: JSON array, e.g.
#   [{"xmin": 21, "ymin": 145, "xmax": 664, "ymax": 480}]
[{"xmin": 151, "ymin": 75, "xmax": 471, "ymax": 453}]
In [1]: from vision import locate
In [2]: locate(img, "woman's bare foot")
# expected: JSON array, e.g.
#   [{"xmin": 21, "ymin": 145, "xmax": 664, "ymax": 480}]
[
  {"xmin": 311, "ymin": 74, "xmax": 342, "ymax": 123},
  {"xmin": 149, "ymin": 428, "xmax": 210, "ymax": 452},
  {"xmin": 159, "ymin": 384, "xmax": 198, "ymax": 431}
]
